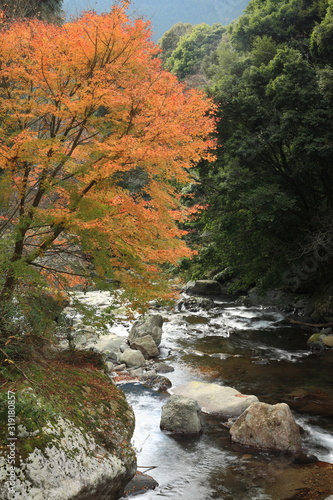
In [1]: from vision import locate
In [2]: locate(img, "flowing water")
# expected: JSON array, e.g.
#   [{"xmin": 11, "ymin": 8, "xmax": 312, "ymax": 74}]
[{"xmin": 115, "ymin": 295, "xmax": 333, "ymax": 500}]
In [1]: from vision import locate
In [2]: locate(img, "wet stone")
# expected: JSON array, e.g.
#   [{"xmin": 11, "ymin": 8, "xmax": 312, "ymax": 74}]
[
  {"xmin": 130, "ymin": 335, "xmax": 159, "ymax": 358},
  {"xmin": 310, "ymin": 341, "xmax": 326, "ymax": 352},
  {"xmin": 171, "ymin": 381, "xmax": 258, "ymax": 417},
  {"xmin": 160, "ymin": 395, "xmax": 202, "ymax": 434},
  {"xmin": 120, "ymin": 348, "xmax": 146, "ymax": 368},
  {"xmin": 323, "ymin": 335, "xmax": 333, "ymax": 347},
  {"xmin": 176, "ymin": 296, "xmax": 215, "ymax": 312},
  {"xmin": 112, "ymin": 364, "xmax": 127, "ymax": 372},
  {"xmin": 230, "ymin": 402, "xmax": 303, "ymax": 455},
  {"xmin": 152, "ymin": 361, "xmax": 175, "ymax": 374},
  {"xmin": 139, "ymin": 373, "xmax": 172, "ymax": 392},
  {"xmin": 123, "ymin": 471, "xmax": 158, "ymax": 496}
]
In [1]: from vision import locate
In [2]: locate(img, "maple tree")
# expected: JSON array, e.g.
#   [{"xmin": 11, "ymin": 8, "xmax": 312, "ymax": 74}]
[{"xmin": 0, "ymin": 2, "xmax": 215, "ymax": 329}]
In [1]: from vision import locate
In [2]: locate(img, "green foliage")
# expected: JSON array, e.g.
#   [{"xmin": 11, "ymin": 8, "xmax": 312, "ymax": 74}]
[
  {"xmin": 163, "ymin": 23, "xmax": 225, "ymax": 79},
  {"xmin": 310, "ymin": 1, "xmax": 333, "ymax": 62},
  {"xmin": 158, "ymin": 22, "xmax": 193, "ymax": 62},
  {"xmin": 182, "ymin": 0, "xmax": 333, "ymax": 292},
  {"xmin": 229, "ymin": 0, "xmax": 329, "ymax": 52}
]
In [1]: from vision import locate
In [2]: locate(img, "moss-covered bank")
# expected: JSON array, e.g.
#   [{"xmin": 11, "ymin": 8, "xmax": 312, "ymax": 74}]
[{"xmin": 0, "ymin": 349, "xmax": 136, "ymax": 499}]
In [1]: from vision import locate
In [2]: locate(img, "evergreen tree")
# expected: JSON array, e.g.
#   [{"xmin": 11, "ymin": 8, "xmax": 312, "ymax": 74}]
[{"xmin": 182, "ymin": 0, "xmax": 333, "ymax": 292}]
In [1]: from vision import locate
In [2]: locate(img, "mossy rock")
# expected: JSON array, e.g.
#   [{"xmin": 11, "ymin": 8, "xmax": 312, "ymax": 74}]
[{"xmin": 0, "ymin": 349, "xmax": 136, "ymax": 499}]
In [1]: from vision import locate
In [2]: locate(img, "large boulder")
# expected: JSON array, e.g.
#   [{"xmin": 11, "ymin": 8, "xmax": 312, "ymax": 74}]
[
  {"xmin": 184, "ymin": 280, "xmax": 223, "ymax": 296},
  {"xmin": 171, "ymin": 381, "xmax": 258, "ymax": 417},
  {"xmin": 130, "ymin": 335, "xmax": 159, "ymax": 358},
  {"xmin": 0, "ymin": 417, "xmax": 135, "ymax": 500},
  {"xmin": 0, "ymin": 364, "xmax": 136, "ymax": 500},
  {"xmin": 160, "ymin": 395, "xmax": 202, "ymax": 434},
  {"xmin": 128, "ymin": 315, "xmax": 163, "ymax": 347},
  {"xmin": 120, "ymin": 348, "xmax": 146, "ymax": 368},
  {"xmin": 229, "ymin": 402, "xmax": 303, "ymax": 455}
]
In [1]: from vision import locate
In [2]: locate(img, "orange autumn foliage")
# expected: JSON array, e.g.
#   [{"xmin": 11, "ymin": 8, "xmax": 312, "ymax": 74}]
[{"xmin": 0, "ymin": 2, "xmax": 216, "ymax": 308}]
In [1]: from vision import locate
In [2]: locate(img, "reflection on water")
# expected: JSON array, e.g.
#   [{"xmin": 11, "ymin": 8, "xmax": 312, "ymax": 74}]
[{"xmin": 120, "ymin": 298, "xmax": 333, "ymax": 499}]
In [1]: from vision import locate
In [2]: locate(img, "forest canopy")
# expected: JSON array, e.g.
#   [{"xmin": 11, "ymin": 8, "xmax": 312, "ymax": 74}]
[{"xmin": 162, "ymin": 0, "xmax": 333, "ymax": 293}]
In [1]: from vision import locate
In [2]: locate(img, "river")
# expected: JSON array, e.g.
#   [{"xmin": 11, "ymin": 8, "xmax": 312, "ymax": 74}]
[{"xmin": 113, "ymin": 294, "xmax": 333, "ymax": 500}]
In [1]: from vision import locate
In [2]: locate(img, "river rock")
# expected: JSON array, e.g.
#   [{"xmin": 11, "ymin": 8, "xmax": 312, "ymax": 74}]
[
  {"xmin": 105, "ymin": 361, "xmax": 114, "ymax": 372},
  {"xmin": 160, "ymin": 395, "xmax": 202, "ymax": 434},
  {"xmin": 128, "ymin": 314, "xmax": 163, "ymax": 347},
  {"xmin": 323, "ymin": 335, "xmax": 333, "ymax": 347},
  {"xmin": 70, "ymin": 333, "xmax": 87, "ymax": 347},
  {"xmin": 85, "ymin": 334, "xmax": 128, "ymax": 362},
  {"xmin": 127, "ymin": 367, "xmax": 144, "ymax": 377},
  {"xmin": 229, "ymin": 402, "xmax": 303, "ymax": 455},
  {"xmin": 139, "ymin": 372, "xmax": 172, "ymax": 392},
  {"xmin": 307, "ymin": 332, "xmax": 323, "ymax": 344},
  {"xmin": 120, "ymin": 348, "xmax": 146, "ymax": 368},
  {"xmin": 171, "ymin": 381, "xmax": 258, "ymax": 417},
  {"xmin": 153, "ymin": 361, "xmax": 175, "ymax": 373},
  {"xmin": 309, "ymin": 340, "xmax": 326, "ymax": 352},
  {"xmin": 100, "ymin": 336, "xmax": 128, "ymax": 354},
  {"xmin": 176, "ymin": 296, "xmax": 215, "ymax": 312},
  {"xmin": 112, "ymin": 363, "xmax": 127, "ymax": 371},
  {"xmin": 184, "ymin": 280, "xmax": 223, "ymax": 296},
  {"xmin": 130, "ymin": 335, "xmax": 159, "ymax": 358},
  {"xmin": 123, "ymin": 471, "xmax": 158, "ymax": 496}
]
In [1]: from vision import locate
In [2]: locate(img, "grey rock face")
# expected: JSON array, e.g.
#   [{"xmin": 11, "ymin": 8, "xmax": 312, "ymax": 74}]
[
  {"xmin": 160, "ymin": 395, "xmax": 202, "ymax": 434},
  {"xmin": 0, "ymin": 416, "xmax": 136, "ymax": 500},
  {"xmin": 229, "ymin": 402, "xmax": 303, "ymax": 455}
]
